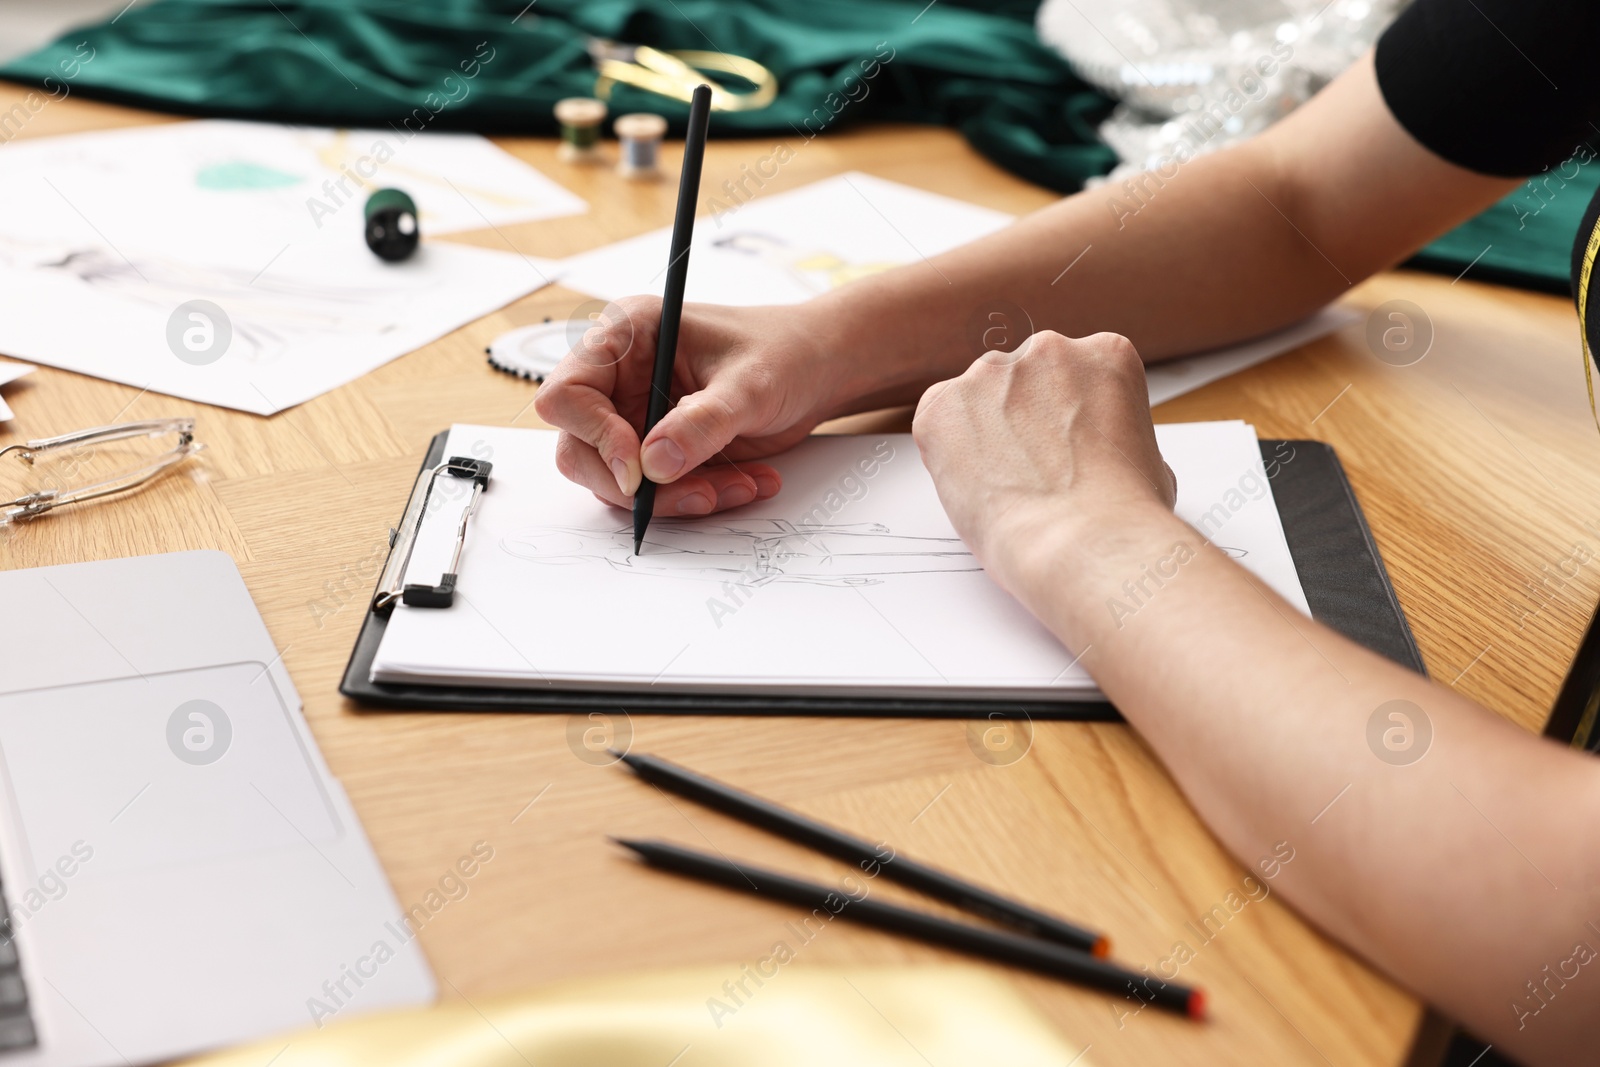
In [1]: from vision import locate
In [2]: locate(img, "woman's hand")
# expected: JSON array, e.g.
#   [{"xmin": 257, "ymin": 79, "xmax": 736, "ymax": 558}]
[
  {"xmin": 911, "ymin": 331, "xmax": 1178, "ymax": 602},
  {"xmin": 535, "ymin": 296, "xmax": 869, "ymax": 517}
]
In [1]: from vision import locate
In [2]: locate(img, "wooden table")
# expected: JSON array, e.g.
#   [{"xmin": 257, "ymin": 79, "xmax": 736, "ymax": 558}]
[{"xmin": 6, "ymin": 87, "xmax": 1599, "ymax": 1067}]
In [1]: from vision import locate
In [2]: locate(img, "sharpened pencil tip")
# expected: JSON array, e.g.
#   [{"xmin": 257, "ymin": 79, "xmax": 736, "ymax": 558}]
[
  {"xmin": 608, "ymin": 836, "xmax": 644, "ymax": 853},
  {"xmin": 633, "ymin": 534, "xmax": 643, "ymax": 555}
]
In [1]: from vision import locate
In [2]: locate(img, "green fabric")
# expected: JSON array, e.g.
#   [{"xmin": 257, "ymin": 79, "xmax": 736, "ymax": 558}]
[
  {"xmin": 1407, "ymin": 169, "xmax": 1597, "ymax": 294},
  {"xmin": 0, "ymin": 0, "xmax": 1572, "ymax": 293},
  {"xmin": 0, "ymin": 0, "xmax": 1117, "ymax": 191}
]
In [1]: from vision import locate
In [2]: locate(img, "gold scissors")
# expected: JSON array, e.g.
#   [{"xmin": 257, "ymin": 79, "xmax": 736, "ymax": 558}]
[{"xmin": 587, "ymin": 39, "xmax": 777, "ymax": 112}]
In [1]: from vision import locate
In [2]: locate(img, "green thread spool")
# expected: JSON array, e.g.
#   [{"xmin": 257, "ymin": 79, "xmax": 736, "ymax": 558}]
[
  {"xmin": 364, "ymin": 188, "xmax": 419, "ymax": 262},
  {"xmin": 565, "ymin": 123, "xmax": 599, "ymax": 150},
  {"xmin": 555, "ymin": 97, "xmax": 608, "ymax": 163}
]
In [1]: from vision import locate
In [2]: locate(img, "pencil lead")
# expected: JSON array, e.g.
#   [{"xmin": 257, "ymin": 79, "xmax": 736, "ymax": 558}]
[
  {"xmin": 608, "ymin": 836, "xmax": 644, "ymax": 853},
  {"xmin": 633, "ymin": 534, "xmax": 643, "ymax": 555}
]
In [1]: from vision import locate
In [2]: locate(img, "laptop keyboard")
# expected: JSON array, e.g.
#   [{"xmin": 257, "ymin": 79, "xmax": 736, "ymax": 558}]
[{"xmin": 0, "ymin": 882, "xmax": 37, "ymax": 1051}]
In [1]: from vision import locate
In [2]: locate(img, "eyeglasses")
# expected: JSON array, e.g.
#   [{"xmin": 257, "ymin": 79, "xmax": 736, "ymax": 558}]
[{"xmin": 1, "ymin": 417, "xmax": 204, "ymax": 524}]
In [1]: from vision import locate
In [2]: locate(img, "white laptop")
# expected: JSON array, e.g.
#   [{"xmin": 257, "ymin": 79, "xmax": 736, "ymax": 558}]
[{"xmin": 0, "ymin": 551, "xmax": 434, "ymax": 1065}]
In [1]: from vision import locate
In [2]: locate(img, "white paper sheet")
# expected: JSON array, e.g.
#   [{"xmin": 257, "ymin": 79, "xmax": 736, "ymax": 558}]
[
  {"xmin": 555, "ymin": 171, "xmax": 1015, "ymax": 306},
  {"xmin": 0, "ymin": 121, "xmax": 580, "ymax": 414},
  {"xmin": 0, "ymin": 240, "xmax": 559, "ymax": 415},
  {"xmin": 0, "ymin": 120, "xmax": 586, "ymax": 259},
  {"xmin": 0, "ymin": 360, "xmax": 33, "ymax": 422},
  {"xmin": 556, "ymin": 171, "xmax": 1352, "ymax": 405},
  {"xmin": 371, "ymin": 423, "xmax": 1309, "ymax": 699},
  {"xmin": 1144, "ymin": 307, "xmax": 1359, "ymax": 406}
]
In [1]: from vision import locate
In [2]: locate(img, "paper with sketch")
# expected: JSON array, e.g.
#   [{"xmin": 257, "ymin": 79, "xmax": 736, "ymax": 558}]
[
  {"xmin": 556, "ymin": 172, "xmax": 1015, "ymax": 306},
  {"xmin": 370, "ymin": 423, "xmax": 1309, "ymax": 699},
  {"xmin": 0, "ymin": 120, "xmax": 585, "ymax": 257},
  {"xmin": 0, "ymin": 120, "xmax": 579, "ymax": 414},
  {"xmin": 557, "ymin": 170, "xmax": 1351, "ymax": 405},
  {"xmin": 0, "ymin": 361, "xmax": 33, "ymax": 422}
]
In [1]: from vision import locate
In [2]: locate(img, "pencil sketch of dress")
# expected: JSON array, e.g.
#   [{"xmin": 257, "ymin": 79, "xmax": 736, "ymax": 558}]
[
  {"xmin": 0, "ymin": 237, "xmax": 402, "ymax": 366},
  {"xmin": 501, "ymin": 519, "xmax": 981, "ymax": 587}
]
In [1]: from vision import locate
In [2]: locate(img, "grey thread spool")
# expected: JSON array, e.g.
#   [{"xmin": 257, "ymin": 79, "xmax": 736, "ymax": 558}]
[{"xmin": 614, "ymin": 113, "xmax": 668, "ymax": 180}]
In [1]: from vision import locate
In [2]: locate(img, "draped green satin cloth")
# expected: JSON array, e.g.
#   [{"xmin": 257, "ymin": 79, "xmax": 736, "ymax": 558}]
[{"xmin": 0, "ymin": 0, "xmax": 1118, "ymax": 192}]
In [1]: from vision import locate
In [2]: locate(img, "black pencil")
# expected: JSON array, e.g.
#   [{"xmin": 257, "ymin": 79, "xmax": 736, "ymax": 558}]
[
  {"xmin": 614, "ymin": 838, "xmax": 1205, "ymax": 1019},
  {"xmin": 633, "ymin": 84, "xmax": 712, "ymax": 554},
  {"xmin": 613, "ymin": 749, "xmax": 1108, "ymax": 956}
]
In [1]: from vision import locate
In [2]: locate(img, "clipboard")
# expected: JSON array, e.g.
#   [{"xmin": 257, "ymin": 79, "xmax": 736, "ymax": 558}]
[{"xmin": 340, "ymin": 431, "xmax": 1425, "ymax": 717}]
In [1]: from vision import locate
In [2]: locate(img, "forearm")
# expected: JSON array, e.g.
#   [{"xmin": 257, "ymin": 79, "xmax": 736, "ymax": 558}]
[
  {"xmin": 817, "ymin": 141, "xmax": 1339, "ymax": 391},
  {"xmin": 807, "ymin": 53, "xmax": 1514, "ymax": 416},
  {"xmin": 1007, "ymin": 503, "xmax": 1600, "ymax": 1062}
]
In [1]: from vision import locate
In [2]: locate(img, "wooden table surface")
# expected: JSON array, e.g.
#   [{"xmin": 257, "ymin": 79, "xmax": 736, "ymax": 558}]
[{"xmin": 6, "ymin": 87, "xmax": 1600, "ymax": 1067}]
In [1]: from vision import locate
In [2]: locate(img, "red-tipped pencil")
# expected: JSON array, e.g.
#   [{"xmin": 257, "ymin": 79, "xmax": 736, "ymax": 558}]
[{"xmin": 614, "ymin": 837, "xmax": 1205, "ymax": 1020}]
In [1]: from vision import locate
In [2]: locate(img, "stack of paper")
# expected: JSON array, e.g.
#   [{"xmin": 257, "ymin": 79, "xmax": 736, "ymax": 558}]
[{"xmin": 370, "ymin": 422, "xmax": 1308, "ymax": 699}]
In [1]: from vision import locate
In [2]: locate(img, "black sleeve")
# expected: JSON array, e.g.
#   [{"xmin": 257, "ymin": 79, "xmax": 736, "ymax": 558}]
[{"xmin": 1374, "ymin": 0, "xmax": 1600, "ymax": 177}]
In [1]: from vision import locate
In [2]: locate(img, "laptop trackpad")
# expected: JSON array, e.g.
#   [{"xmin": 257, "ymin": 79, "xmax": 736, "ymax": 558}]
[{"xmin": 0, "ymin": 662, "xmax": 340, "ymax": 882}]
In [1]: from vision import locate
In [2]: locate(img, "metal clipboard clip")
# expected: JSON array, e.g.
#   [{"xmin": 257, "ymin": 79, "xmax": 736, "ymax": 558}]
[{"xmin": 372, "ymin": 456, "xmax": 492, "ymax": 613}]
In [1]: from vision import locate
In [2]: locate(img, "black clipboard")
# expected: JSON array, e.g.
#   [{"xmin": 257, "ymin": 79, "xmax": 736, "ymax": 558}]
[{"xmin": 340, "ymin": 432, "xmax": 1425, "ymax": 717}]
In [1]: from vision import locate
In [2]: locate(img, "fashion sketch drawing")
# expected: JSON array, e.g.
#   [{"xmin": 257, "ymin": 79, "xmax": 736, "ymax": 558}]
[{"xmin": 501, "ymin": 519, "xmax": 983, "ymax": 587}]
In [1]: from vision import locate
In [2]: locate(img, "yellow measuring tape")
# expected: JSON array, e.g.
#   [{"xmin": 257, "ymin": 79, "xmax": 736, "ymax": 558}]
[
  {"xmin": 1578, "ymin": 211, "xmax": 1600, "ymax": 436},
  {"xmin": 1573, "ymin": 685, "xmax": 1599, "ymax": 752},
  {"xmin": 1572, "ymin": 214, "xmax": 1600, "ymax": 751},
  {"xmin": 588, "ymin": 40, "xmax": 778, "ymax": 112}
]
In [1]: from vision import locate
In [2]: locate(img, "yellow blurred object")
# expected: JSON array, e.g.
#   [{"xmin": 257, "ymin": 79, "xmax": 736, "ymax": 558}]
[
  {"xmin": 175, "ymin": 965, "xmax": 1090, "ymax": 1067},
  {"xmin": 588, "ymin": 40, "xmax": 778, "ymax": 112}
]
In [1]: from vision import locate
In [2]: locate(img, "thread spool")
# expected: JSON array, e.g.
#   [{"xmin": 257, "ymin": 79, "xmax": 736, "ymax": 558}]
[
  {"xmin": 364, "ymin": 188, "xmax": 419, "ymax": 262},
  {"xmin": 554, "ymin": 97, "xmax": 608, "ymax": 164},
  {"xmin": 614, "ymin": 113, "xmax": 668, "ymax": 180}
]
